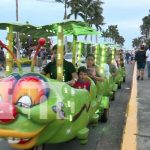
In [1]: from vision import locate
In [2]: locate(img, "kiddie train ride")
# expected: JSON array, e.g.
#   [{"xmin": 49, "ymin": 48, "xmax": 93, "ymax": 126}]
[{"xmin": 0, "ymin": 21, "xmax": 111, "ymax": 150}]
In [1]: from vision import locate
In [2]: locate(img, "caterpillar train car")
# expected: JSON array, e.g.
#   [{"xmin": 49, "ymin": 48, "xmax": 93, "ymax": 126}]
[{"xmin": 0, "ymin": 72, "xmax": 109, "ymax": 150}]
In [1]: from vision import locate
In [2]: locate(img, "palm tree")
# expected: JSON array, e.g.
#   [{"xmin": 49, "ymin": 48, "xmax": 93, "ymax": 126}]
[
  {"xmin": 102, "ymin": 29, "xmax": 109, "ymax": 41},
  {"xmin": 140, "ymin": 15, "xmax": 150, "ymax": 39},
  {"xmin": 132, "ymin": 11, "xmax": 150, "ymax": 48},
  {"xmin": 67, "ymin": 0, "xmax": 104, "ymax": 30},
  {"xmin": 115, "ymin": 35, "xmax": 125, "ymax": 46},
  {"xmin": 55, "ymin": 0, "xmax": 70, "ymax": 19},
  {"xmin": 107, "ymin": 25, "xmax": 119, "ymax": 42},
  {"xmin": 67, "ymin": 0, "xmax": 93, "ymax": 22},
  {"xmin": 102, "ymin": 25, "xmax": 125, "ymax": 45},
  {"xmin": 146, "ymin": 39, "xmax": 150, "ymax": 46},
  {"xmin": 106, "ymin": 25, "xmax": 118, "ymax": 42},
  {"xmin": 67, "ymin": 0, "xmax": 82, "ymax": 20},
  {"xmin": 87, "ymin": 0, "xmax": 104, "ymax": 30},
  {"xmin": 132, "ymin": 37, "xmax": 141, "ymax": 48}
]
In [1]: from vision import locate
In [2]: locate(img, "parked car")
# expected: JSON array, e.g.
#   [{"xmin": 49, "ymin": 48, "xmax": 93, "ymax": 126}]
[
  {"xmin": 46, "ymin": 52, "xmax": 86, "ymax": 67},
  {"xmin": 64, "ymin": 52, "xmax": 86, "ymax": 67}
]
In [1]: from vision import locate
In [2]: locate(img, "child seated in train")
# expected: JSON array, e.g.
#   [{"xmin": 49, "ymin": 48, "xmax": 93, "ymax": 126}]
[{"xmin": 73, "ymin": 66, "xmax": 90, "ymax": 91}]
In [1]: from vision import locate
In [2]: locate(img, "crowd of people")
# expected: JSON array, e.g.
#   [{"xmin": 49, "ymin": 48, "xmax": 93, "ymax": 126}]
[
  {"xmin": 41, "ymin": 44, "xmax": 118, "ymax": 91},
  {"xmin": 0, "ymin": 44, "xmax": 120, "ymax": 92},
  {"xmin": 125, "ymin": 50, "xmax": 135, "ymax": 65},
  {"xmin": 0, "ymin": 46, "xmax": 49, "ymax": 71},
  {"xmin": 124, "ymin": 44, "xmax": 150, "ymax": 80},
  {"xmin": 2, "ymin": 43, "xmax": 150, "ymax": 83}
]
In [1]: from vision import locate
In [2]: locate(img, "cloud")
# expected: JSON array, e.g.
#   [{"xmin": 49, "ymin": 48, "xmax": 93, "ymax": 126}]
[
  {"xmin": 0, "ymin": 0, "xmax": 149, "ymax": 49},
  {"xmin": 102, "ymin": 0, "xmax": 150, "ymax": 49},
  {"xmin": 102, "ymin": 18, "xmax": 143, "ymax": 49},
  {"xmin": 0, "ymin": 0, "xmax": 65, "ymax": 24},
  {"xmin": 104, "ymin": 0, "xmax": 150, "ymax": 9},
  {"xmin": 118, "ymin": 20, "xmax": 142, "ymax": 48},
  {"xmin": 109, "ymin": 19, "xmax": 142, "ymax": 30}
]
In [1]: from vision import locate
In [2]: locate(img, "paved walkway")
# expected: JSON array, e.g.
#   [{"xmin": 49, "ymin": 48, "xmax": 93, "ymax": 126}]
[
  {"xmin": 137, "ymin": 67, "xmax": 150, "ymax": 150},
  {"xmin": 121, "ymin": 64, "xmax": 150, "ymax": 150}
]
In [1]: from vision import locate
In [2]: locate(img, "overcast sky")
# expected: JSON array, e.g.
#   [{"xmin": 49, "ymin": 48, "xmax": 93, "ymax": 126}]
[
  {"xmin": 103, "ymin": 0, "xmax": 150, "ymax": 49},
  {"xmin": 0, "ymin": 0, "xmax": 150, "ymax": 49}
]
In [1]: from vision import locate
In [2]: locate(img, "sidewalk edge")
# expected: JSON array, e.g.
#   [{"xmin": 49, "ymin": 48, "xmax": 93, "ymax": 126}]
[{"xmin": 121, "ymin": 64, "xmax": 137, "ymax": 150}]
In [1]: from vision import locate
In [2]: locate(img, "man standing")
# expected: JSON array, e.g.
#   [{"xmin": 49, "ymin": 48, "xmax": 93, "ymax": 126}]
[
  {"xmin": 135, "ymin": 45, "xmax": 146, "ymax": 80},
  {"xmin": 146, "ymin": 45, "xmax": 150, "ymax": 79},
  {"xmin": 41, "ymin": 45, "xmax": 78, "ymax": 85}
]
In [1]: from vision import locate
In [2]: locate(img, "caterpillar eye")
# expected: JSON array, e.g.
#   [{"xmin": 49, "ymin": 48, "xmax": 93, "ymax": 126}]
[
  {"xmin": 58, "ymin": 102, "xmax": 64, "ymax": 108},
  {"xmin": 17, "ymin": 96, "xmax": 32, "ymax": 108},
  {"xmin": 52, "ymin": 106, "xmax": 58, "ymax": 113},
  {"xmin": 52, "ymin": 104, "xmax": 65, "ymax": 119}
]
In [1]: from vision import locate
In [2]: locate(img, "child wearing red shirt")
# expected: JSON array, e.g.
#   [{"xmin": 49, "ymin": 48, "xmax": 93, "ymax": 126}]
[{"xmin": 73, "ymin": 66, "xmax": 90, "ymax": 91}]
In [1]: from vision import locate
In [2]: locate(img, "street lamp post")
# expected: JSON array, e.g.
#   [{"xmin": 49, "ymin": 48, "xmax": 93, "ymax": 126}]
[
  {"xmin": 63, "ymin": 0, "xmax": 68, "ymax": 52},
  {"xmin": 16, "ymin": 0, "xmax": 18, "ymax": 21},
  {"xmin": 16, "ymin": 0, "xmax": 20, "ymax": 59},
  {"xmin": 63, "ymin": 0, "xmax": 67, "ymax": 20}
]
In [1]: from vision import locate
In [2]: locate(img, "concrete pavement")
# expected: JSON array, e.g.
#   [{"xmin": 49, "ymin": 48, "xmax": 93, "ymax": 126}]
[
  {"xmin": 121, "ymin": 63, "xmax": 150, "ymax": 150},
  {"xmin": 121, "ymin": 64, "xmax": 137, "ymax": 150},
  {"xmin": 137, "ymin": 67, "xmax": 150, "ymax": 150}
]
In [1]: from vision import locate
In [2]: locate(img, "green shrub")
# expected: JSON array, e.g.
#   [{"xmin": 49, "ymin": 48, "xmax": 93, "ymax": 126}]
[{"xmin": 14, "ymin": 58, "xmax": 31, "ymax": 66}]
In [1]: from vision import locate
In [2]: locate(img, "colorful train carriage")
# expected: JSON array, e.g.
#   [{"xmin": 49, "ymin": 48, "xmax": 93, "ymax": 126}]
[{"xmin": 0, "ymin": 21, "xmax": 110, "ymax": 150}]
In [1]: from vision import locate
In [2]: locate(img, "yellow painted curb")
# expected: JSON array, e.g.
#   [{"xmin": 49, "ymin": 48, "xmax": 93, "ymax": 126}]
[{"xmin": 121, "ymin": 64, "xmax": 137, "ymax": 150}]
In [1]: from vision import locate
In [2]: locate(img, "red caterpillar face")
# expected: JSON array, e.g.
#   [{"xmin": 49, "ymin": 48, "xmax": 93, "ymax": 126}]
[
  {"xmin": 12, "ymin": 76, "xmax": 48, "ymax": 108},
  {"xmin": 0, "ymin": 74, "xmax": 20, "ymax": 123},
  {"xmin": 0, "ymin": 75, "xmax": 18, "ymax": 102},
  {"xmin": 0, "ymin": 73, "xmax": 50, "ymax": 123}
]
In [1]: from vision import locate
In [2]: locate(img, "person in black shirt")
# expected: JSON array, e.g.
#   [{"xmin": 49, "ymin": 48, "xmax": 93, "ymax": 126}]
[
  {"xmin": 135, "ymin": 45, "xmax": 146, "ymax": 80},
  {"xmin": 125, "ymin": 51, "xmax": 131, "ymax": 64},
  {"xmin": 0, "ymin": 47, "xmax": 5, "ymax": 71},
  {"xmin": 41, "ymin": 45, "xmax": 78, "ymax": 84}
]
